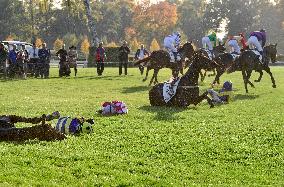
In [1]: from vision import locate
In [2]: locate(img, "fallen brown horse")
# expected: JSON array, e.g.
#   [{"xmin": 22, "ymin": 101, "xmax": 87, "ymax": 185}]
[
  {"xmin": 148, "ymin": 52, "xmax": 220, "ymax": 107},
  {"xmin": 0, "ymin": 113, "xmax": 66, "ymax": 141},
  {"xmin": 134, "ymin": 42, "xmax": 195, "ymax": 86}
]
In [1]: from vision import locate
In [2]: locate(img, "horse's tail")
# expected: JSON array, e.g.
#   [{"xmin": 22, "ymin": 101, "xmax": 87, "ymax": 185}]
[{"xmin": 133, "ymin": 56, "xmax": 151, "ymax": 66}]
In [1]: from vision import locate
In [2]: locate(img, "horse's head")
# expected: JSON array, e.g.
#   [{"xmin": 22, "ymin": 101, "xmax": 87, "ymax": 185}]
[
  {"xmin": 264, "ymin": 43, "xmax": 277, "ymax": 63},
  {"xmin": 179, "ymin": 41, "xmax": 195, "ymax": 59},
  {"xmin": 189, "ymin": 51, "xmax": 219, "ymax": 71}
]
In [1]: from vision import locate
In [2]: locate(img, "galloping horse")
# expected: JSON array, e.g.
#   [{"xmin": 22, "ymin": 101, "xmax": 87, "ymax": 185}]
[
  {"xmin": 197, "ymin": 44, "xmax": 227, "ymax": 82},
  {"xmin": 148, "ymin": 52, "xmax": 221, "ymax": 107},
  {"xmin": 134, "ymin": 42, "xmax": 195, "ymax": 86},
  {"xmin": 227, "ymin": 44, "xmax": 277, "ymax": 93}
]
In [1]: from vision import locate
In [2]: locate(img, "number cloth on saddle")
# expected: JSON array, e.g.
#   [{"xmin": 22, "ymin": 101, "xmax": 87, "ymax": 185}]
[{"xmin": 163, "ymin": 78, "xmax": 181, "ymax": 103}]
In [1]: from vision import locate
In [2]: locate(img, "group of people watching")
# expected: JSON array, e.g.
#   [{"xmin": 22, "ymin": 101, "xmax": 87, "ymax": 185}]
[{"xmin": 0, "ymin": 42, "xmax": 51, "ymax": 78}]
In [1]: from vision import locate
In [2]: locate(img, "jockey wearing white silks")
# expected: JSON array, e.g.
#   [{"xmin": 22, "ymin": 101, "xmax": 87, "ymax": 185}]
[
  {"xmin": 226, "ymin": 36, "xmax": 241, "ymax": 54},
  {"xmin": 163, "ymin": 32, "xmax": 181, "ymax": 63}
]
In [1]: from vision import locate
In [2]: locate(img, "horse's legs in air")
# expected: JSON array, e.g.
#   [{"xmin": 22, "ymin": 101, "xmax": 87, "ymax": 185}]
[
  {"xmin": 255, "ymin": 70, "xmax": 263, "ymax": 82},
  {"xmin": 153, "ymin": 69, "xmax": 159, "ymax": 85},
  {"xmin": 212, "ymin": 68, "xmax": 224, "ymax": 85},
  {"xmin": 241, "ymin": 70, "xmax": 249, "ymax": 93},
  {"xmin": 193, "ymin": 91, "xmax": 214, "ymax": 108},
  {"xmin": 143, "ymin": 67, "xmax": 150, "ymax": 82},
  {"xmin": 246, "ymin": 70, "xmax": 255, "ymax": 88},
  {"xmin": 149, "ymin": 69, "xmax": 158, "ymax": 86},
  {"xmin": 263, "ymin": 66, "xmax": 276, "ymax": 88}
]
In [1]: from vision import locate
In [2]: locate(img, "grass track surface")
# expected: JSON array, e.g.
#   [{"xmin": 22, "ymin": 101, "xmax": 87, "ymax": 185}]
[{"xmin": 1, "ymin": 67, "xmax": 284, "ymax": 186}]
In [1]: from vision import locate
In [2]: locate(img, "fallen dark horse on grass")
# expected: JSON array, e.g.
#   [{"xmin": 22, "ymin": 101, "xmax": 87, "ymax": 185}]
[
  {"xmin": 134, "ymin": 42, "xmax": 195, "ymax": 86},
  {"xmin": 148, "ymin": 52, "xmax": 219, "ymax": 107},
  {"xmin": 227, "ymin": 44, "xmax": 277, "ymax": 93},
  {"xmin": 0, "ymin": 112, "xmax": 94, "ymax": 141},
  {"xmin": 0, "ymin": 113, "xmax": 66, "ymax": 141}
]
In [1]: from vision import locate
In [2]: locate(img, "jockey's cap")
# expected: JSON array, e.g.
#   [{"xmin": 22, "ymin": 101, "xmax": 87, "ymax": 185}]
[
  {"xmin": 223, "ymin": 81, "xmax": 233, "ymax": 91},
  {"xmin": 260, "ymin": 29, "xmax": 266, "ymax": 32},
  {"xmin": 239, "ymin": 32, "xmax": 245, "ymax": 37},
  {"xmin": 211, "ymin": 32, "xmax": 216, "ymax": 36}
]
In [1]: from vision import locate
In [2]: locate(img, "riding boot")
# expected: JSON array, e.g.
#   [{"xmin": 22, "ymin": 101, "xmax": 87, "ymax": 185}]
[{"xmin": 169, "ymin": 52, "xmax": 175, "ymax": 63}]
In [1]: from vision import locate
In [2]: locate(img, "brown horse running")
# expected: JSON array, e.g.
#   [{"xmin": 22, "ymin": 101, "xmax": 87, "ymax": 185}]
[
  {"xmin": 227, "ymin": 44, "xmax": 277, "ymax": 93},
  {"xmin": 134, "ymin": 42, "xmax": 195, "ymax": 86}
]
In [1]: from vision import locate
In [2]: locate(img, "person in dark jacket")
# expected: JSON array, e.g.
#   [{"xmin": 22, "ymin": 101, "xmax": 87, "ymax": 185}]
[
  {"xmin": 95, "ymin": 42, "xmax": 106, "ymax": 76},
  {"xmin": 38, "ymin": 43, "xmax": 51, "ymax": 78},
  {"xmin": 118, "ymin": 41, "xmax": 130, "ymax": 75},
  {"xmin": 56, "ymin": 44, "xmax": 70, "ymax": 77}
]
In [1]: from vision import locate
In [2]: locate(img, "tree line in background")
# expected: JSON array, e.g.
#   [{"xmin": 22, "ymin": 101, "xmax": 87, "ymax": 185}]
[{"xmin": 0, "ymin": 0, "xmax": 284, "ymax": 53}]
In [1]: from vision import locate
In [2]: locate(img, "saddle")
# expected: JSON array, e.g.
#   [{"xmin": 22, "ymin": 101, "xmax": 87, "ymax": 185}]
[
  {"xmin": 230, "ymin": 52, "xmax": 240, "ymax": 61},
  {"xmin": 203, "ymin": 49, "xmax": 215, "ymax": 60},
  {"xmin": 163, "ymin": 77, "xmax": 181, "ymax": 103},
  {"xmin": 250, "ymin": 49, "xmax": 263, "ymax": 62}
]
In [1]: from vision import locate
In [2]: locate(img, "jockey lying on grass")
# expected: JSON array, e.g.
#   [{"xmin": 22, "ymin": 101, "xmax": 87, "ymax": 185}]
[
  {"xmin": 207, "ymin": 81, "xmax": 233, "ymax": 104},
  {"xmin": 163, "ymin": 32, "xmax": 181, "ymax": 63}
]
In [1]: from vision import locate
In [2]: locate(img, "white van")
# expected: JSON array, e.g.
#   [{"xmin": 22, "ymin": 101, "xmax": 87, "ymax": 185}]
[{"xmin": 1, "ymin": 41, "xmax": 33, "ymax": 51}]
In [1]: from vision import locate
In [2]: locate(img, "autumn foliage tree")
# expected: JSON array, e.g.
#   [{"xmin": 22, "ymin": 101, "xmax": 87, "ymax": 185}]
[
  {"xmin": 133, "ymin": 1, "xmax": 178, "ymax": 45},
  {"xmin": 150, "ymin": 38, "xmax": 160, "ymax": 52},
  {"xmin": 53, "ymin": 38, "xmax": 64, "ymax": 51},
  {"xmin": 35, "ymin": 38, "xmax": 43, "ymax": 47},
  {"xmin": 81, "ymin": 37, "xmax": 90, "ymax": 56}
]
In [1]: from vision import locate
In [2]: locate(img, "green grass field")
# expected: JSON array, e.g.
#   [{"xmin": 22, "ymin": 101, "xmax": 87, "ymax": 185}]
[{"xmin": 1, "ymin": 67, "xmax": 284, "ymax": 186}]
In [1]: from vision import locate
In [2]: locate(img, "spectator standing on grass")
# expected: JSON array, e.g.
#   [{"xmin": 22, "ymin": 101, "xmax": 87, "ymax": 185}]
[
  {"xmin": 95, "ymin": 42, "xmax": 106, "ymax": 76},
  {"xmin": 38, "ymin": 43, "xmax": 51, "ymax": 78},
  {"xmin": 118, "ymin": 41, "xmax": 130, "ymax": 75},
  {"xmin": 28, "ymin": 43, "xmax": 39, "ymax": 77},
  {"xmin": 0, "ymin": 43, "xmax": 8, "ymax": 64}
]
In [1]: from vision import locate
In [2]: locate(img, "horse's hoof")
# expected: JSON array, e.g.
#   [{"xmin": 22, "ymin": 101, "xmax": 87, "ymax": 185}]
[{"xmin": 273, "ymin": 85, "xmax": 276, "ymax": 88}]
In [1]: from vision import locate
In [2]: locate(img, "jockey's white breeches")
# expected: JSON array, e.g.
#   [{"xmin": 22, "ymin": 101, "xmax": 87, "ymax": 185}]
[
  {"xmin": 228, "ymin": 39, "xmax": 241, "ymax": 54},
  {"xmin": 202, "ymin": 36, "xmax": 213, "ymax": 50},
  {"xmin": 246, "ymin": 36, "xmax": 263, "ymax": 52}
]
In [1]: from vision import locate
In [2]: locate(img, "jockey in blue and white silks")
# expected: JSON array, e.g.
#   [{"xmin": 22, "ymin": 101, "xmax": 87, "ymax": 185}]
[
  {"xmin": 246, "ymin": 29, "xmax": 266, "ymax": 55},
  {"xmin": 226, "ymin": 35, "xmax": 241, "ymax": 54},
  {"xmin": 163, "ymin": 32, "xmax": 181, "ymax": 63}
]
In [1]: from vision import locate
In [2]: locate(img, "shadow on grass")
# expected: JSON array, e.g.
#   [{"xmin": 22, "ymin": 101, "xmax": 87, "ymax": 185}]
[
  {"xmin": 121, "ymin": 86, "xmax": 149, "ymax": 93},
  {"xmin": 234, "ymin": 94, "xmax": 259, "ymax": 100},
  {"xmin": 139, "ymin": 105, "xmax": 193, "ymax": 121}
]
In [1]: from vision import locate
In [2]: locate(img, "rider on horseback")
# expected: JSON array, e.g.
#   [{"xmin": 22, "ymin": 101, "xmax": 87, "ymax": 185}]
[
  {"xmin": 226, "ymin": 35, "xmax": 241, "ymax": 54},
  {"xmin": 246, "ymin": 29, "xmax": 266, "ymax": 56},
  {"xmin": 202, "ymin": 32, "xmax": 217, "ymax": 53},
  {"xmin": 163, "ymin": 31, "xmax": 181, "ymax": 63},
  {"xmin": 238, "ymin": 33, "xmax": 248, "ymax": 50}
]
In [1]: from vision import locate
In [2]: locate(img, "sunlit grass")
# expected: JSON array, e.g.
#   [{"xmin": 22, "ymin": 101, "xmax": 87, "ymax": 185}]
[{"xmin": 0, "ymin": 67, "xmax": 284, "ymax": 186}]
